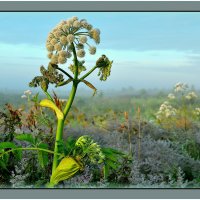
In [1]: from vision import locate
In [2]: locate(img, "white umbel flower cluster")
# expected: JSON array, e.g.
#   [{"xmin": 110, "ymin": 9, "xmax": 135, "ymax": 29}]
[
  {"xmin": 185, "ymin": 91, "xmax": 198, "ymax": 100},
  {"xmin": 46, "ymin": 16, "xmax": 100, "ymax": 64},
  {"xmin": 168, "ymin": 93, "xmax": 175, "ymax": 100},
  {"xmin": 194, "ymin": 108, "xmax": 200, "ymax": 116},
  {"xmin": 174, "ymin": 82, "xmax": 188, "ymax": 92},
  {"xmin": 156, "ymin": 101, "xmax": 177, "ymax": 119},
  {"xmin": 21, "ymin": 90, "xmax": 32, "ymax": 99}
]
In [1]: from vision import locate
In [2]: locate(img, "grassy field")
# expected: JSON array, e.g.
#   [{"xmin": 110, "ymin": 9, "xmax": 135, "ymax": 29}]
[{"xmin": 0, "ymin": 87, "xmax": 200, "ymax": 188}]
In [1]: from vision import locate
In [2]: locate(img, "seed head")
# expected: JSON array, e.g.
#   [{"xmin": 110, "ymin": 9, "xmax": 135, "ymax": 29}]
[
  {"xmin": 51, "ymin": 54, "xmax": 59, "ymax": 64},
  {"xmin": 60, "ymin": 36, "xmax": 68, "ymax": 45},
  {"xmin": 77, "ymin": 49, "xmax": 86, "ymax": 58},
  {"xmin": 54, "ymin": 43, "xmax": 62, "ymax": 51},
  {"xmin": 58, "ymin": 56, "xmax": 67, "ymax": 64},
  {"xmin": 50, "ymin": 38, "xmax": 57, "ymax": 45},
  {"xmin": 46, "ymin": 44, "xmax": 54, "ymax": 52},
  {"xmin": 89, "ymin": 46, "xmax": 96, "ymax": 55},
  {"xmin": 67, "ymin": 34, "xmax": 75, "ymax": 43},
  {"xmin": 79, "ymin": 36, "xmax": 87, "ymax": 44},
  {"xmin": 47, "ymin": 52, "xmax": 53, "ymax": 59}
]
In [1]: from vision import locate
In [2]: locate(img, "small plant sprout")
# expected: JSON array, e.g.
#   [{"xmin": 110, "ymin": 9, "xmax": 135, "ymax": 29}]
[{"xmin": 29, "ymin": 17, "xmax": 112, "ymax": 184}]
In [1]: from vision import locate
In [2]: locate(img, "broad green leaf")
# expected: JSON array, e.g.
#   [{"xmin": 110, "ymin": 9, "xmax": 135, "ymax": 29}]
[
  {"xmin": 40, "ymin": 99, "xmax": 64, "ymax": 120},
  {"xmin": 15, "ymin": 134, "xmax": 35, "ymax": 145},
  {"xmin": 0, "ymin": 142, "xmax": 22, "ymax": 162},
  {"xmin": 13, "ymin": 146, "xmax": 22, "ymax": 161},
  {"xmin": 2, "ymin": 153, "xmax": 9, "ymax": 165},
  {"xmin": 106, "ymin": 159, "xmax": 118, "ymax": 170},
  {"xmin": 50, "ymin": 157, "xmax": 82, "ymax": 186},
  {"xmin": 65, "ymin": 137, "xmax": 76, "ymax": 155},
  {"xmin": 0, "ymin": 160, "xmax": 8, "ymax": 170},
  {"xmin": 102, "ymin": 147, "xmax": 125, "ymax": 156},
  {"xmin": 37, "ymin": 143, "xmax": 49, "ymax": 168},
  {"xmin": 103, "ymin": 164, "xmax": 109, "ymax": 180},
  {"xmin": 0, "ymin": 142, "xmax": 17, "ymax": 150}
]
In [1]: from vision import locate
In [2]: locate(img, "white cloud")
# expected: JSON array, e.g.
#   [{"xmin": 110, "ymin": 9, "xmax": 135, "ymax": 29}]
[{"xmin": 0, "ymin": 42, "xmax": 199, "ymax": 90}]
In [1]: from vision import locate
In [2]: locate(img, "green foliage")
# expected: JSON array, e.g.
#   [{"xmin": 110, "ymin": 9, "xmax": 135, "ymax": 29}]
[
  {"xmin": 37, "ymin": 143, "xmax": 49, "ymax": 168},
  {"xmin": 102, "ymin": 147, "xmax": 128, "ymax": 180},
  {"xmin": 68, "ymin": 60, "xmax": 86, "ymax": 75},
  {"xmin": 0, "ymin": 142, "xmax": 22, "ymax": 166},
  {"xmin": 73, "ymin": 135, "xmax": 105, "ymax": 164},
  {"xmin": 15, "ymin": 133, "xmax": 50, "ymax": 168},
  {"xmin": 183, "ymin": 139, "xmax": 200, "ymax": 160},
  {"xmin": 15, "ymin": 134, "xmax": 36, "ymax": 145}
]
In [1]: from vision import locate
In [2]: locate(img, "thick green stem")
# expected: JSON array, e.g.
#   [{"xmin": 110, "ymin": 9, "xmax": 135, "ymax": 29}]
[
  {"xmin": 52, "ymin": 119, "xmax": 64, "ymax": 173},
  {"xmin": 63, "ymin": 82, "xmax": 78, "ymax": 120},
  {"xmin": 51, "ymin": 42, "xmax": 79, "ymax": 176}
]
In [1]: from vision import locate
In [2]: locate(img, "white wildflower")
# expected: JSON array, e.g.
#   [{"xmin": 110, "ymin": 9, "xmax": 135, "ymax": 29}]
[
  {"xmin": 21, "ymin": 95, "xmax": 27, "ymax": 99},
  {"xmin": 168, "ymin": 93, "xmax": 175, "ymax": 99},
  {"xmin": 174, "ymin": 82, "xmax": 188, "ymax": 92},
  {"xmin": 194, "ymin": 108, "xmax": 200, "ymax": 116},
  {"xmin": 185, "ymin": 92, "xmax": 198, "ymax": 100},
  {"xmin": 24, "ymin": 90, "xmax": 32, "ymax": 95}
]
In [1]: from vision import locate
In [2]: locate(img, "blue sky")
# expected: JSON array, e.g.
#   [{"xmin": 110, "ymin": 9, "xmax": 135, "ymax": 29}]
[{"xmin": 0, "ymin": 12, "xmax": 199, "ymax": 91}]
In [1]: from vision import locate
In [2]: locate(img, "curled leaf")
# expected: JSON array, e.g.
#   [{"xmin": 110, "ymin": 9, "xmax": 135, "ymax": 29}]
[
  {"xmin": 50, "ymin": 156, "xmax": 82, "ymax": 185},
  {"xmin": 40, "ymin": 99, "xmax": 64, "ymax": 120},
  {"xmin": 81, "ymin": 80, "xmax": 97, "ymax": 96}
]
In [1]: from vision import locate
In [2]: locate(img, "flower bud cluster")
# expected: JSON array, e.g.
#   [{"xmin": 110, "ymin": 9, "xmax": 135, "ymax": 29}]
[
  {"xmin": 46, "ymin": 16, "xmax": 100, "ymax": 64},
  {"xmin": 96, "ymin": 55, "xmax": 113, "ymax": 81},
  {"xmin": 75, "ymin": 135, "xmax": 105, "ymax": 164},
  {"xmin": 185, "ymin": 92, "xmax": 198, "ymax": 100},
  {"xmin": 68, "ymin": 60, "xmax": 86, "ymax": 75}
]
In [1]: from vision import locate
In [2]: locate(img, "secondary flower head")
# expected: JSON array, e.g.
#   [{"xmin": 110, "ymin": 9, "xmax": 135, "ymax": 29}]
[
  {"xmin": 168, "ymin": 93, "xmax": 175, "ymax": 100},
  {"xmin": 185, "ymin": 91, "xmax": 198, "ymax": 100},
  {"xmin": 24, "ymin": 90, "xmax": 32, "ymax": 95},
  {"xmin": 156, "ymin": 101, "xmax": 177, "ymax": 120},
  {"xmin": 194, "ymin": 108, "xmax": 200, "ymax": 116},
  {"xmin": 46, "ymin": 16, "xmax": 100, "ymax": 64},
  {"xmin": 174, "ymin": 82, "xmax": 188, "ymax": 93}
]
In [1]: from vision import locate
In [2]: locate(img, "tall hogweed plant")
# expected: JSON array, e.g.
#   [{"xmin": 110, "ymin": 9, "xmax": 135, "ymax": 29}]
[{"xmin": 0, "ymin": 17, "xmax": 128, "ymax": 187}]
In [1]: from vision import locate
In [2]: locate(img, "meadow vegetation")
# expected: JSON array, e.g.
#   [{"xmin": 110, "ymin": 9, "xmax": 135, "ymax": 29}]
[{"xmin": 0, "ymin": 16, "xmax": 200, "ymax": 188}]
